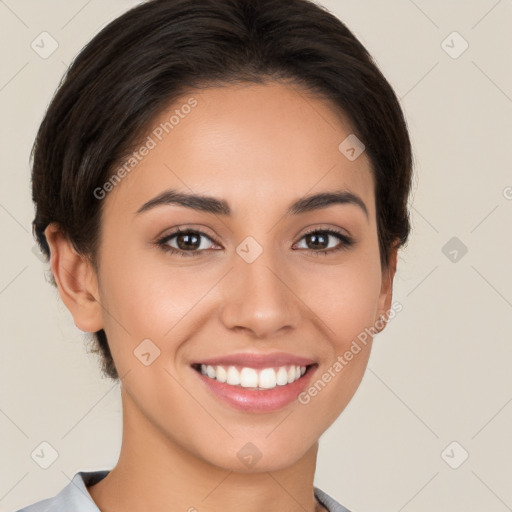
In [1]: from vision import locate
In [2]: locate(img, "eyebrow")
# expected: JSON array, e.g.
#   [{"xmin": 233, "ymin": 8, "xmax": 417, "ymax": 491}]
[{"xmin": 136, "ymin": 188, "xmax": 369, "ymax": 220}]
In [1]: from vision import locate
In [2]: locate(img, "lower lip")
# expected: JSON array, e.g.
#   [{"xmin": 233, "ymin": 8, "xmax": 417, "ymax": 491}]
[{"xmin": 193, "ymin": 365, "xmax": 318, "ymax": 413}]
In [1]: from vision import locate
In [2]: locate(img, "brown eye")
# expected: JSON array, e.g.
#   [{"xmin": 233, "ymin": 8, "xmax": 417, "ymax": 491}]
[
  {"xmin": 295, "ymin": 228, "xmax": 354, "ymax": 255},
  {"xmin": 157, "ymin": 228, "xmax": 218, "ymax": 257}
]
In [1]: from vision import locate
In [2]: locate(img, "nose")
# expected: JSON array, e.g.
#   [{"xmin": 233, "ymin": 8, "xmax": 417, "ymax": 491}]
[{"xmin": 219, "ymin": 249, "xmax": 302, "ymax": 339}]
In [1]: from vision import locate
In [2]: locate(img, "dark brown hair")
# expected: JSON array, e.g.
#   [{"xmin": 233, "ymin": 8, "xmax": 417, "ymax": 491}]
[{"xmin": 31, "ymin": 0, "xmax": 414, "ymax": 381}]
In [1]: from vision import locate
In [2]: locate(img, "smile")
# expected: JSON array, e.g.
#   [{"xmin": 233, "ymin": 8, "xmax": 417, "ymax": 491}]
[
  {"xmin": 194, "ymin": 364, "xmax": 308, "ymax": 390},
  {"xmin": 191, "ymin": 361, "xmax": 318, "ymax": 413}
]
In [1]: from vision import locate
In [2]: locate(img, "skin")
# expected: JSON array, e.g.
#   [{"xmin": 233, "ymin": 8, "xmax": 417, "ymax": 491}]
[{"xmin": 45, "ymin": 81, "xmax": 398, "ymax": 512}]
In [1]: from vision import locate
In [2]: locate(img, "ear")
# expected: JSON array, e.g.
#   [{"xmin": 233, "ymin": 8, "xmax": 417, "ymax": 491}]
[
  {"xmin": 44, "ymin": 223, "xmax": 104, "ymax": 333},
  {"xmin": 374, "ymin": 241, "xmax": 399, "ymax": 333}
]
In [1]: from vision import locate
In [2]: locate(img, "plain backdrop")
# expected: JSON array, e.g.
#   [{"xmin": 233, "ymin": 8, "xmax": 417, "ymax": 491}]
[{"xmin": 1, "ymin": 1, "xmax": 511, "ymax": 511}]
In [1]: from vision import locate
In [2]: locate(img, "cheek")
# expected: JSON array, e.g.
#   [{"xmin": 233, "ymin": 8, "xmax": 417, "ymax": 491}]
[
  {"xmin": 324, "ymin": 282, "xmax": 378, "ymax": 346},
  {"xmin": 295, "ymin": 271, "xmax": 378, "ymax": 427},
  {"xmin": 96, "ymin": 241, "xmax": 215, "ymax": 348},
  {"xmin": 298, "ymin": 255, "xmax": 382, "ymax": 347},
  {"xmin": 293, "ymin": 253, "xmax": 381, "ymax": 416}
]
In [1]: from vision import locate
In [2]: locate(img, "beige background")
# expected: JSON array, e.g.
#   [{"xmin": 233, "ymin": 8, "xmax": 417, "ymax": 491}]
[{"xmin": 1, "ymin": 1, "xmax": 511, "ymax": 511}]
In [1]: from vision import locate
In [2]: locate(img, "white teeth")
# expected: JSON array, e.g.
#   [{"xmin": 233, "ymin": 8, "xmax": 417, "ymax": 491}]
[
  {"xmin": 198, "ymin": 364, "xmax": 307, "ymax": 389},
  {"xmin": 226, "ymin": 366, "xmax": 240, "ymax": 385},
  {"xmin": 287, "ymin": 366, "xmax": 297, "ymax": 383},
  {"xmin": 259, "ymin": 368, "xmax": 277, "ymax": 389},
  {"xmin": 216, "ymin": 365, "xmax": 227, "ymax": 383},
  {"xmin": 240, "ymin": 368, "xmax": 258, "ymax": 388},
  {"xmin": 206, "ymin": 365, "xmax": 216, "ymax": 379},
  {"xmin": 276, "ymin": 366, "xmax": 289, "ymax": 386}
]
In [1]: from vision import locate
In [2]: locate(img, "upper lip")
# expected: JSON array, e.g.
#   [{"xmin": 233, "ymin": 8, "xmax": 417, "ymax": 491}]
[{"xmin": 192, "ymin": 352, "xmax": 317, "ymax": 369}]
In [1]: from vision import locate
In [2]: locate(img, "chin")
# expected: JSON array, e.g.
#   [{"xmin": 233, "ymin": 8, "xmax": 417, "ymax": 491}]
[{"xmin": 194, "ymin": 434, "xmax": 317, "ymax": 474}]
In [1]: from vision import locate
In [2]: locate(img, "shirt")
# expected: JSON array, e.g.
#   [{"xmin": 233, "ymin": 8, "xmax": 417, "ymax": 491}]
[{"xmin": 14, "ymin": 470, "xmax": 352, "ymax": 512}]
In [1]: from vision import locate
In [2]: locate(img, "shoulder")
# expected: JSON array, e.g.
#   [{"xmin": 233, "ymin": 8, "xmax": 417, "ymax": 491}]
[
  {"xmin": 314, "ymin": 486, "xmax": 353, "ymax": 512},
  {"xmin": 14, "ymin": 470, "xmax": 110, "ymax": 512}
]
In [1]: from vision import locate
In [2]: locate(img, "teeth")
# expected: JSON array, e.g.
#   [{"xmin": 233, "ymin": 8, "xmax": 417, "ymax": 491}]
[
  {"xmin": 240, "ymin": 368, "xmax": 258, "ymax": 388},
  {"xmin": 259, "ymin": 368, "xmax": 277, "ymax": 389},
  {"xmin": 276, "ymin": 366, "xmax": 289, "ymax": 385},
  {"xmin": 216, "ymin": 365, "xmax": 227, "ymax": 383},
  {"xmin": 287, "ymin": 365, "xmax": 297, "ymax": 383},
  {"xmin": 226, "ymin": 366, "xmax": 240, "ymax": 385},
  {"xmin": 198, "ymin": 364, "xmax": 307, "ymax": 389},
  {"xmin": 206, "ymin": 365, "xmax": 216, "ymax": 379}
]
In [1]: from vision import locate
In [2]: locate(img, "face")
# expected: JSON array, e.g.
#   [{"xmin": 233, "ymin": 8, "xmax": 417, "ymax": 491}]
[{"xmin": 72, "ymin": 82, "xmax": 396, "ymax": 472}]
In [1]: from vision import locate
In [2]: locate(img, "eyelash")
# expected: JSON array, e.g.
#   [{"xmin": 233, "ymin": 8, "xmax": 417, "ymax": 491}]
[{"xmin": 156, "ymin": 227, "xmax": 354, "ymax": 258}]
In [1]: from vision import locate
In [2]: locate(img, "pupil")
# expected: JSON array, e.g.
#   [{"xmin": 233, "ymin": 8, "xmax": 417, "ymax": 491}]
[
  {"xmin": 178, "ymin": 233, "xmax": 199, "ymax": 250},
  {"xmin": 308, "ymin": 233, "xmax": 327, "ymax": 249}
]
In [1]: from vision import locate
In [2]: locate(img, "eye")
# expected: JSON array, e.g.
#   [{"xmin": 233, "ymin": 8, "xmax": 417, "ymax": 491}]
[
  {"xmin": 156, "ymin": 227, "xmax": 355, "ymax": 258},
  {"xmin": 294, "ymin": 228, "xmax": 354, "ymax": 255},
  {"xmin": 156, "ymin": 228, "xmax": 219, "ymax": 257}
]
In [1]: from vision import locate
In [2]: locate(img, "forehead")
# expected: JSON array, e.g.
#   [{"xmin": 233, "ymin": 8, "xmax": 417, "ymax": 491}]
[{"xmin": 104, "ymin": 81, "xmax": 375, "ymax": 220}]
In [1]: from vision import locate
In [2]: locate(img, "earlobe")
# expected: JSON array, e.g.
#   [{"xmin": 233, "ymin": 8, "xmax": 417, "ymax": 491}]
[{"xmin": 44, "ymin": 223, "xmax": 104, "ymax": 333}]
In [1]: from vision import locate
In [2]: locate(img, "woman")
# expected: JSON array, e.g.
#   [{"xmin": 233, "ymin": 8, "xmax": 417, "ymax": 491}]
[{"xmin": 18, "ymin": 0, "xmax": 413, "ymax": 510}]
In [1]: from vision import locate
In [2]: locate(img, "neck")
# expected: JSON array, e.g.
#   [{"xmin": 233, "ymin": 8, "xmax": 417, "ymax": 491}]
[{"xmin": 87, "ymin": 386, "xmax": 327, "ymax": 512}]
